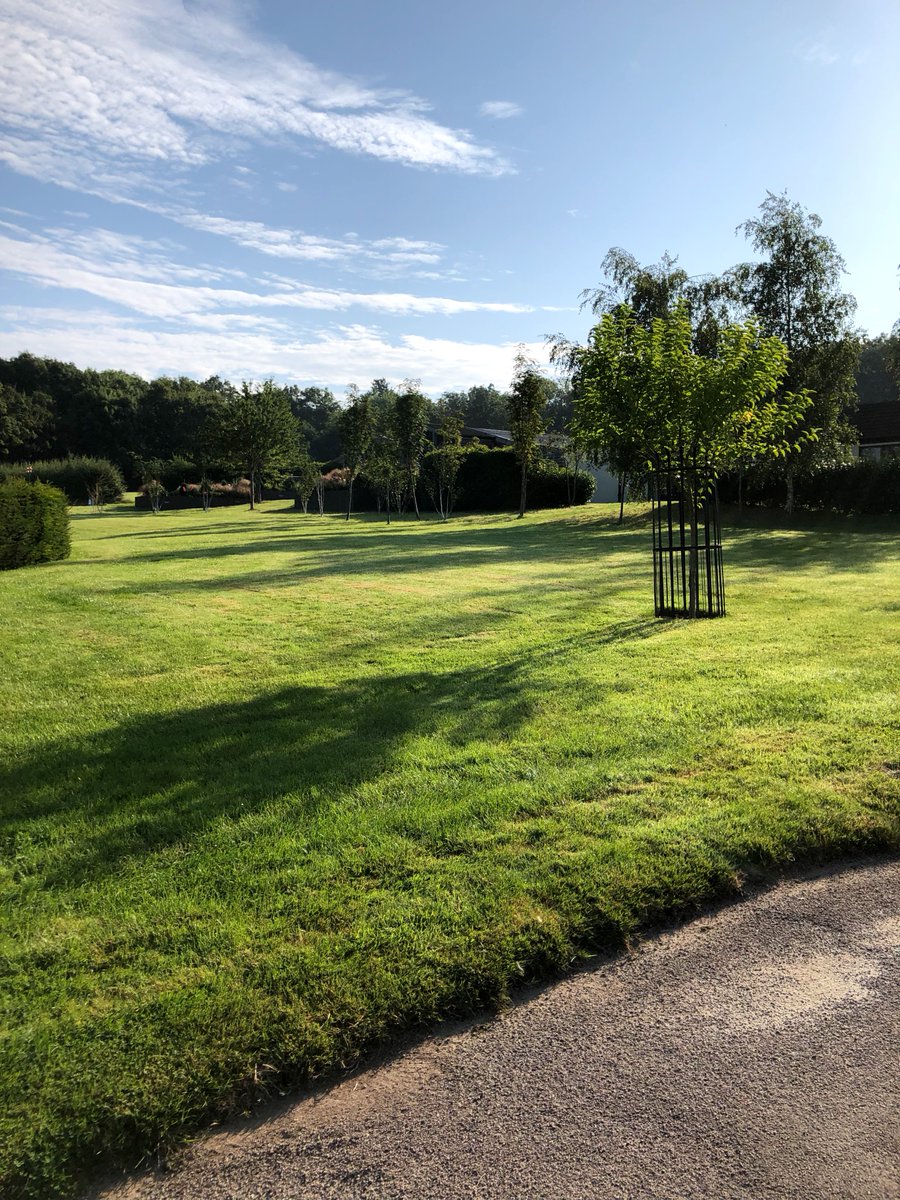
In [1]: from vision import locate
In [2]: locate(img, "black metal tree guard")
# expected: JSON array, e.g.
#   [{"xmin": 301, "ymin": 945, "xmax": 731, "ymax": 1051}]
[{"xmin": 651, "ymin": 456, "xmax": 725, "ymax": 619}]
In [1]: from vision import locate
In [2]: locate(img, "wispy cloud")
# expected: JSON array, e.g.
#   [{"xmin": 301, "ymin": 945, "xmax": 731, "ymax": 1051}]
[
  {"xmin": 480, "ymin": 100, "xmax": 524, "ymax": 120},
  {"xmin": 0, "ymin": 225, "xmax": 539, "ymax": 321},
  {"xmin": 178, "ymin": 213, "xmax": 447, "ymax": 269},
  {"xmin": 0, "ymin": 306, "xmax": 545, "ymax": 393},
  {"xmin": 0, "ymin": 0, "xmax": 513, "ymax": 201},
  {"xmin": 797, "ymin": 38, "xmax": 840, "ymax": 66}
]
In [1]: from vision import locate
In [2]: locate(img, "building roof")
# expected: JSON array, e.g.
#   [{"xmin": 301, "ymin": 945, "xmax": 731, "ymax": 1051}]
[
  {"xmin": 854, "ymin": 401, "xmax": 900, "ymax": 444},
  {"xmin": 463, "ymin": 426, "xmax": 512, "ymax": 443}
]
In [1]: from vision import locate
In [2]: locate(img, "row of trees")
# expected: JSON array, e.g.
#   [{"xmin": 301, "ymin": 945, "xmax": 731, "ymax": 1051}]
[{"xmin": 0, "ymin": 354, "xmax": 576, "ymax": 481}]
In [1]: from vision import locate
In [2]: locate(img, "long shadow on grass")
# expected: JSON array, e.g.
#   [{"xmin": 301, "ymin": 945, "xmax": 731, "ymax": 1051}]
[{"xmin": 2, "ymin": 620, "xmax": 660, "ymax": 887}]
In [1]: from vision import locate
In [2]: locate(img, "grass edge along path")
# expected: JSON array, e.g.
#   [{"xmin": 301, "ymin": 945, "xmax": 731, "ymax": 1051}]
[{"xmin": 0, "ymin": 502, "xmax": 898, "ymax": 1198}]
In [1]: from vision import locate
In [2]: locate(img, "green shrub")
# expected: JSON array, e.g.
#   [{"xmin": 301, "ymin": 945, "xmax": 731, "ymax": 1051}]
[
  {"xmin": 456, "ymin": 447, "xmax": 594, "ymax": 511},
  {"xmin": 0, "ymin": 478, "xmax": 70, "ymax": 569},
  {"xmin": 1, "ymin": 458, "xmax": 125, "ymax": 505},
  {"xmin": 721, "ymin": 458, "xmax": 900, "ymax": 514}
]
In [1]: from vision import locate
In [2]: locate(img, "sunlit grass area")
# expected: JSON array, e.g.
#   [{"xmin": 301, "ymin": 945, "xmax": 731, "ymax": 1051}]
[{"xmin": 1, "ymin": 500, "xmax": 898, "ymax": 1197}]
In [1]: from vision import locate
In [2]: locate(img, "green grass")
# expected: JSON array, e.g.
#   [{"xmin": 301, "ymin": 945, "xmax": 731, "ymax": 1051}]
[{"xmin": 1, "ymin": 500, "xmax": 898, "ymax": 1197}]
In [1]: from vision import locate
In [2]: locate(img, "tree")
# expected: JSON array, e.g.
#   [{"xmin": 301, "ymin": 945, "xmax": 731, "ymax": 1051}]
[
  {"xmin": 581, "ymin": 247, "xmax": 739, "ymax": 356},
  {"xmin": 214, "ymin": 380, "xmax": 299, "ymax": 510},
  {"xmin": 571, "ymin": 302, "xmax": 812, "ymax": 614},
  {"xmin": 425, "ymin": 405, "xmax": 465, "ymax": 520},
  {"xmin": 364, "ymin": 408, "xmax": 404, "ymax": 524},
  {"xmin": 462, "ymin": 384, "xmax": 509, "ymax": 428},
  {"xmin": 338, "ymin": 385, "xmax": 374, "ymax": 520},
  {"xmin": 734, "ymin": 191, "xmax": 859, "ymax": 511},
  {"xmin": 0, "ymin": 383, "xmax": 53, "ymax": 460},
  {"xmin": 285, "ymin": 385, "xmax": 341, "ymax": 461},
  {"xmin": 292, "ymin": 444, "xmax": 322, "ymax": 515},
  {"xmin": 393, "ymin": 381, "xmax": 429, "ymax": 517},
  {"xmin": 856, "ymin": 335, "xmax": 900, "ymax": 405},
  {"xmin": 507, "ymin": 353, "xmax": 550, "ymax": 518}
]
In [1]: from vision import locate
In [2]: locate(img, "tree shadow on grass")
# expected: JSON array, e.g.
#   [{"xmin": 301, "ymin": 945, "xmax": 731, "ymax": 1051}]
[
  {"xmin": 723, "ymin": 516, "xmax": 900, "ymax": 574},
  {"xmin": 2, "ymin": 619, "xmax": 660, "ymax": 888}
]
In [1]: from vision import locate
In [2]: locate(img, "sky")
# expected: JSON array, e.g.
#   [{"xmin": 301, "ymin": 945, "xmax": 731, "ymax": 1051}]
[{"xmin": 1, "ymin": 0, "xmax": 898, "ymax": 396}]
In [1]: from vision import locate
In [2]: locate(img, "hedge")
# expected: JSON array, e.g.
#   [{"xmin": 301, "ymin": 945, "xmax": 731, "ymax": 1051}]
[
  {"xmin": 720, "ymin": 458, "xmax": 900, "ymax": 515},
  {"xmin": 0, "ymin": 458, "xmax": 125, "ymax": 505},
  {"xmin": 455, "ymin": 448, "xmax": 595, "ymax": 511},
  {"xmin": 0, "ymin": 477, "xmax": 70, "ymax": 570}
]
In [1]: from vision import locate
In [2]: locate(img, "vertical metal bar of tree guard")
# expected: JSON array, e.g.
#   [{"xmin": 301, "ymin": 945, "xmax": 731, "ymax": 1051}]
[{"xmin": 651, "ymin": 460, "xmax": 725, "ymax": 618}]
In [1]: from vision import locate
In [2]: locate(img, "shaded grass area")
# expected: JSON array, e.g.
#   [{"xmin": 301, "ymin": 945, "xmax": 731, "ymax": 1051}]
[{"xmin": 1, "ymin": 502, "xmax": 898, "ymax": 1197}]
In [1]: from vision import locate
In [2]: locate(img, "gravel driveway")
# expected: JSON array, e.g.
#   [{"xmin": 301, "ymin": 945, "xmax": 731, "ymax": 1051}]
[{"xmin": 96, "ymin": 858, "xmax": 900, "ymax": 1200}]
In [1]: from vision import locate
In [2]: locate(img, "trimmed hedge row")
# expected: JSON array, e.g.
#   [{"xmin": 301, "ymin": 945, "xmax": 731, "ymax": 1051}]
[
  {"xmin": 721, "ymin": 458, "xmax": 900, "ymax": 514},
  {"xmin": 455, "ymin": 448, "xmax": 594, "ymax": 511},
  {"xmin": 0, "ymin": 457, "xmax": 125, "ymax": 505},
  {"xmin": 0, "ymin": 478, "xmax": 70, "ymax": 570}
]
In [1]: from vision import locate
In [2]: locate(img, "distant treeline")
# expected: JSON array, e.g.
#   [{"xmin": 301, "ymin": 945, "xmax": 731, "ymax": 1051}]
[{"xmin": 0, "ymin": 353, "xmax": 573, "ymax": 482}]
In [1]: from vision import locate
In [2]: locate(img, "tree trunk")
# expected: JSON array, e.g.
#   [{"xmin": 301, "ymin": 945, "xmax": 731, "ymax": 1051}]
[
  {"xmin": 517, "ymin": 463, "xmax": 527, "ymax": 518},
  {"xmin": 618, "ymin": 473, "xmax": 625, "ymax": 523},
  {"xmin": 737, "ymin": 467, "xmax": 743, "ymax": 517},
  {"xmin": 249, "ymin": 469, "xmax": 255, "ymax": 510},
  {"xmin": 411, "ymin": 469, "xmax": 420, "ymax": 518},
  {"xmin": 786, "ymin": 469, "xmax": 795, "ymax": 515},
  {"xmin": 346, "ymin": 476, "xmax": 353, "ymax": 520}
]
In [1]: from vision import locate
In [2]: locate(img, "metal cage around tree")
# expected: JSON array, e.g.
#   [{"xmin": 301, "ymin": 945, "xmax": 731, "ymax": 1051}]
[{"xmin": 651, "ymin": 457, "xmax": 725, "ymax": 619}]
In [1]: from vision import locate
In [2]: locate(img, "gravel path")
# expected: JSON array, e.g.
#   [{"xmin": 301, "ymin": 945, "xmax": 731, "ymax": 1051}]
[{"xmin": 96, "ymin": 859, "xmax": 900, "ymax": 1200}]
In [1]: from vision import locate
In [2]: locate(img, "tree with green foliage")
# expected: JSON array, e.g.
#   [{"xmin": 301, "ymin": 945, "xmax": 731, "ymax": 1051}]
[
  {"xmin": 425, "ymin": 404, "xmax": 466, "ymax": 519},
  {"xmin": 0, "ymin": 383, "xmax": 53, "ymax": 460},
  {"xmin": 572, "ymin": 301, "xmax": 812, "ymax": 614},
  {"xmin": 856, "ymin": 335, "xmax": 900, "ymax": 405},
  {"xmin": 214, "ymin": 380, "xmax": 299, "ymax": 510},
  {"xmin": 364, "ymin": 407, "xmax": 405, "ymax": 524},
  {"xmin": 393, "ymin": 381, "xmax": 429, "ymax": 517},
  {"xmin": 338, "ymin": 385, "xmax": 374, "ymax": 520},
  {"xmin": 291, "ymin": 444, "xmax": 321, "ymax": 514},
  {"xmin": 581, "ymin": 246, "xmax": 739, "ymax": 357},
  {"xmin": 734, "ymin": 192, "xmax": 859, "ymax": 511},
  {"xmin": 507, "ymin": 353, "xmax": 551, "ymax": 519}
]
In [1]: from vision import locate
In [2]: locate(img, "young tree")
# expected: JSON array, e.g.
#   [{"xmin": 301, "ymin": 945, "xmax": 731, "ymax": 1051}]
[
  {"xmin": 425, "ymin": 405, "xmax": 466, "ymax": 520},
  {"xmin": 214, "ymin": 380, "xmax": 299, "ymax": 510},
  {"xmin": 364, "ymin": 408, "xmax": 405, "ymax": 524},
  {"xmin": 292, "ymin": 444, "xmax": 322, "ymax": 514},
  {"xmin": 393, "ymin": 381, "xmax": 429, "ymax": 517},
  {"xmin": 507, "ymin": 353, "xmax": 551, "ymax": 518},
  {"xmin": 572, "ymin": 302, "xmax": 812, "ymax": 614},
  {"xmin": 338, "ymin": 385, "xmax": 374, "ymax": 520},
  {"xmin": 734, "ymin": 192, "xmax": 859, "ymax": 511}
]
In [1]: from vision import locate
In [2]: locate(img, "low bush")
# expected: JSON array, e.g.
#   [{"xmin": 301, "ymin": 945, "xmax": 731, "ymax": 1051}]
[
  {"xmin": 0, "ymin": 477, "xmax": 70, "ymax": 569},
  {"xmin": 1, "ymin": 457, "xmax": 125, "ymax": 505},
  {"xmin": 721, "ymin": 458, "xmax": 900, "ymax": 514},
  {"xmin": 456, "ymin": 447, "xmax": 594, "ymax": 511}
]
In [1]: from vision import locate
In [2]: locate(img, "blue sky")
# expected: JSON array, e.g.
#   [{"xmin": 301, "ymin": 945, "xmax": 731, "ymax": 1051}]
[{"xmin": 1, "ymin": 0, "xmax": 898, "ymax": 395}]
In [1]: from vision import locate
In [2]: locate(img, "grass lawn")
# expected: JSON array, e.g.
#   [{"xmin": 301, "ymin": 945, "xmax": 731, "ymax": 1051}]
[{"xmin": 1, "ymin": 499, "xmax": 898, "ymax": 1197}]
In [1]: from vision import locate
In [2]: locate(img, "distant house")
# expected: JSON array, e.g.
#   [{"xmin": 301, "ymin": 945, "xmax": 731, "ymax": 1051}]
[{"xmin": 853, "ymin": 401, "xmax": 900, "ymax": 461}]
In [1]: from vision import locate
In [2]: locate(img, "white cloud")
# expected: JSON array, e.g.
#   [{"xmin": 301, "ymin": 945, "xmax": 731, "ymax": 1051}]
[
  {"xmin": 798, "ymin": 39, "xmax": 839, "ymax": 65},
  {"xmin": 178, "ymin": 213, "xmax": 447, "ymax": 268},
  {"xmin": 276, "ymin": 182, "xmax": 298, "ymax": 192},
  {"xmin": 479, "ymin": 100, "xmax": 524, "ymax": 120},
  {"xmin": 0, "ymin": 306, "xmax": 545, "ymax": 393},
  {"xmin": 0, "ymin": 0, "xmax": 512, "ymax": 197},
  {"xmin": 0, "ymin": 225, "xmax": 538, "ymax": 320}
]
